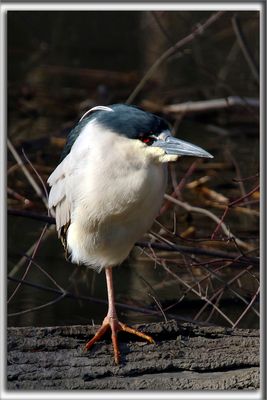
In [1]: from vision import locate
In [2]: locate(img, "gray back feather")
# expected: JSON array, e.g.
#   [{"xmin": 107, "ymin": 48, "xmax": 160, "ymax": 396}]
[{"xmin": 48, "ymin": 157, "xmax": 71, "ymax": 235}]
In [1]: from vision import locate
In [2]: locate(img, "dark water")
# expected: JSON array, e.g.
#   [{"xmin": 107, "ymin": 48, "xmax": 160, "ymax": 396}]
[{"xmin": 7, "ymin": 10, "xmax": 259, "ymax": 329}]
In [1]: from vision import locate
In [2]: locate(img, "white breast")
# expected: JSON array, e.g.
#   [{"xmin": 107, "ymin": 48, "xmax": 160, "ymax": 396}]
[{"xmin": 65, "ymin": 121, "xmax": 167, "ymax": 271}]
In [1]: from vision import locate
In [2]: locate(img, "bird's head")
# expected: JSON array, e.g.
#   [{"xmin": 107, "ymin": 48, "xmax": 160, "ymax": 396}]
[{"xmin": 69, "ymin": 104, "xmax": 213, "ymax": 163}]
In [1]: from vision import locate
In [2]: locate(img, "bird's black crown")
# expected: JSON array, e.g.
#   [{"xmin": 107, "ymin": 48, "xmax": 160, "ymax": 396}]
[
  {"xmin": 61, "ymin": 104, "xmax": 170, "ymax": 161},
  {"xmin": 96, "ymin": 104, "xmax": 170, "ymax": 141}
]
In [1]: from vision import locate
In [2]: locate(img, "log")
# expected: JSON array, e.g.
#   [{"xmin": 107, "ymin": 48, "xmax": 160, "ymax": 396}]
[{"xmin": 7, "ymin": 320, "xmax": 259, "ymax": 390}]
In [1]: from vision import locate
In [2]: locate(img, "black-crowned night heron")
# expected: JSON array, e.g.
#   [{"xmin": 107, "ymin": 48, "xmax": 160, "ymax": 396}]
[{"xmin": 48, "ymin": 104, "xmax": 212, "ymax": 364}]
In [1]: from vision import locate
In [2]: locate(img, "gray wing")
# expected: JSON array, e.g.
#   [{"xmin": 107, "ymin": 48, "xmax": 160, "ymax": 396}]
[
  {"xmin": 48, "ymin": 112, "xmax": 98, "ymax": 247},
  {"xmin": 47, "ymin": 156, "xmax": 72, "ymax": 245}
]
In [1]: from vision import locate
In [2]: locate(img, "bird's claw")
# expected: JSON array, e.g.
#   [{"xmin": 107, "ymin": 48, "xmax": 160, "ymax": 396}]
[{"xmin": 84, "ymin": 316, "xmax": 154, "ymax": 364}]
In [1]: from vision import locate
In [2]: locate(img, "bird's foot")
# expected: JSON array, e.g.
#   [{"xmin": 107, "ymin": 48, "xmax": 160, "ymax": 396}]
[{"xmin": 84, "ymin": 315, "xmax": 155, "ymax": 364}]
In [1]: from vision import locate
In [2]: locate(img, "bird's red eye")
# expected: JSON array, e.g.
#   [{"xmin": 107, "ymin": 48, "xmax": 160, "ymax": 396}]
[
  {"xmin": 139, "ymin": 133, "xmax": 156, "ymax": 145},
  {"xmin": 143, "ymin": 138, "xmax": 151, "ymax": 144}
]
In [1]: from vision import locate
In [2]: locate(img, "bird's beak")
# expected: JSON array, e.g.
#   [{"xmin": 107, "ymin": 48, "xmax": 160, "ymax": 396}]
[{"xmin": 151, "ymin": 131, "xmax": 213, "ymax": 158}]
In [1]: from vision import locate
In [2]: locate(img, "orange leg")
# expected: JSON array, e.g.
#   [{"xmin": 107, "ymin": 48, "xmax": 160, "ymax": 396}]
[{"xmin": 84, "ymin": 267, "xmax": 154, "ymax": 364}]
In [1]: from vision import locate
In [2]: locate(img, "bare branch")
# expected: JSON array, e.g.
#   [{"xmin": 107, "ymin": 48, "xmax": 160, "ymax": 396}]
[
  {"xmin": 229, "ymin": 184, "xmax": 259, "ymax": 208},
  {"xmin": 7, "ymin": 276, "xmax": 208, "ymax": 326},
  {"xmin": 8, "ymin": 209, "xmax": 259, "ymax": 264},
  {"xmin": 232, "ymin": 15, "xmax": 259, "ymax": 84},
  {"xmin": 162, "ymin": 262, "xmax": 235, "ymax": 327},
  {"xmin": 21, "ymin": 148, "xmax": 49, "ymax": 205},
  {"xmin": 8, "ymin": 225, "xmax": 49, "ymax": 303},
  {"xmin": 8, "ymin": 208, "xmax": 55, "ymax": 224},
  {"xmin": 7, "ymin": 139, "xmax": 48, "ymax": 208},
  {"xmin": 126, "ymin": 11, "xmax": 225, "ymax": 104},
  {"xmin": 164, "ymin": 194, "xmax": 254, "ymax": 251},
  {"xmin": 232, "ymin": 287, "xmax": 260, "ymax": 328},
  {"xmin": 150, "ymin": 11, "xmax": 174, "ymax": 45},
  {"xmin": 163, "ymin": 96, "xmax": 259, "ymax": 115},
  {"xmin": 8, "ymin": 294, "xmax": 66, "ymax": 317},
  {"xmin": 8, "ymin": 226, "xmax": 54, "ymax": 279}
]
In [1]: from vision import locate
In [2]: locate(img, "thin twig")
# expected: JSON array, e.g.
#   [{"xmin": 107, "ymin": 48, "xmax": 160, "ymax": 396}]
[
  {"xmin": 147, "ymin": 293, "xmax": 168, "ymax": 324},
  {"xmin": 144, "ymin": 237, "xmax": 259, "ymax": 320},
  {"xmin": 7, "ymin": 276, "xmax": 211, "ymax": 326},
  {"xmin": 194, "ymin": 265, "xmax": 256, "ymax": 321},
  {"xmin": 228, "ymin": 184, "xmax": 260, "ymax": 208},
  {"xmin": 162, "ymin": 262, "xmax": 234, "ymax": 327},
  {"xmin": 232, "ymin": 287, "xmax": 260, "ymax": 328},
  {"xmin": 232, "ymin": 15, "xmax": 259, "ymax": 84},
  {"xmin": 198, "ymin": 263, "xmax": 259, "ymax": 317},
  {"xmin": 22, "ymin": 148, "xmax": 49, "ymax": 205},
  {"xmin": 8, "ymin": 225, "xmax": 49, "ymax": 303},
  {"xmin": 160, "ymin": 160, "xmax": 199, "ymax": 215},
  {"xmin": 22, "ymin": 255, "xmax": 66, "ymax": 293},
  {"xmin": 134, "ymin": 270, "xmax": 167, "ymax": 323},
  {"xmin": 211, "ymin": 179, "xmax": 259, "ymax": 242},
  {"xmin": 8, "ymin": 226, "xmax": 54, "ymax": 279},
  {"xmin": 150, "ymin": 11, "xmax": 174, "ymax": 45},
  {"xmin": 164, "ymin": 193, "xmax": 254, "ymax": 251},
  {"xmin": 7, "ymin": 139, "xmax": 48, "ymax": 208},
  {"xmin": 205, "ymin": 291, "xmax": 224, "ymax": 323},
  {"xmin": 126, "ymin": 11, "xmax": 225, "ymax": 104},
  {"xmin": 228, "ymin": 150, "xmax": 251, "ymax": 208},
  {"xmin": 7, "ymin": 187, "xmax": 34, "ymax": 208},
  {"xmin": 163, "ymin": 96, "xmax": 259, "ymax": 114},
  {"xmin": 7, "ymin": 208, "xmax": 259, "ymax": 264},
  {"xmin": 211, "ymin": 206, "xmax": 229, "ymax": 240},
  {"xmin": 8, "ymin": 208, "xmax": 55, "ymax": 224},
  {"xmin": 8, "ymin": 293, "xmax": 67, "ymax": 317},
  {"xmin": 233, "ymin": 173, "xmax": 259, "ymax": 183}
]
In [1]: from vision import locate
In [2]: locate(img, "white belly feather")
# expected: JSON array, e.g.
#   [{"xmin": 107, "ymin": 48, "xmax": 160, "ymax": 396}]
[{"xmin": 66, "ymin": 128, "xmax": 167, "ymax": 271}]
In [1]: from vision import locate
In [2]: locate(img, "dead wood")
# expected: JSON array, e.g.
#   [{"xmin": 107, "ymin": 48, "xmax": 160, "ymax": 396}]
[
  {"xmin": 7, "ymin": 320, "xmax": 259, "ymax": 390},
  {"xmin": 163, "ymin": 97, "xmax": 259, "ymax": 115}
]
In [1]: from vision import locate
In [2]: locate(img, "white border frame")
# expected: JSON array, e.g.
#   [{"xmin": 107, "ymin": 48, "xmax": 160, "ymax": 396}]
[
  {"xmin": 0, "ymin": 2, "xmax": 263, "ymax": 10},
  {"xmin": 1, "ymin": 2, "xmax": 264, "ymax": 400}
]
